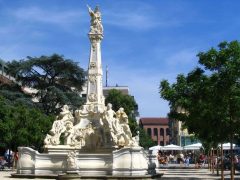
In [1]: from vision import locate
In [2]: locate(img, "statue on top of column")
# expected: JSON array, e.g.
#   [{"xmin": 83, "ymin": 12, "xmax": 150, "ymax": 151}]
[{"xmin": 87, "ymin": 5, "xmax": 103, "ymax": 34}]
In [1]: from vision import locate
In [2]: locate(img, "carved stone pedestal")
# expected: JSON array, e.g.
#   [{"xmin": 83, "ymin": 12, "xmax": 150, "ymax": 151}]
[
  {"xmin": 113, "ymin": 147, "xmax": 148, "ymax": 176},
  {"xmin": 16, "ymin": 146, "xmax": 150, "ymax": 176}
]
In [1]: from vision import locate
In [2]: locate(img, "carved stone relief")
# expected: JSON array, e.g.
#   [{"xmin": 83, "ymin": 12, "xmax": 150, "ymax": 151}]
[
  {"xmin": 88, "ymin": 74, "xmax": 97, "ymax": 83},
  {"xmin": 90, "ymin": 62, "xmax": 96, "ymax": 69},
  {"xmin": 92, "ymin": 43, "xmax": 97, "ymax": 52},
  {"xmin": 67, "ymin": 151, "xmax": 78, "ymax": 170},
  {"xmin": 88, "ymin": 93, "xmax": 97, "ymax": 102}
]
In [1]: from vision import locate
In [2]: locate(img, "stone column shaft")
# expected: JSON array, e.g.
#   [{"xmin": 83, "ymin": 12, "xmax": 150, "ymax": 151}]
[{"xmin": 86, "ymin": 34, "xmax": 105, "ymax": 107}]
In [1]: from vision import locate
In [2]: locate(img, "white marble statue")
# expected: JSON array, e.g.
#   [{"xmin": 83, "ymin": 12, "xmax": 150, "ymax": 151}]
[
  {"xmin": 58, "ymin": 105, "xmax": 74, "ymax": 122},
  {"xmin": 44, "ymin": 105, "xmax": 74, "ymax": 145},
  {"xmin": 87, "ymin": 5, "xmax": 103, "ymax": 34},
  {"xmin": 115, "ymin": 107, "xmax": 133, "ymax": 147},
  {"xmin": 43, "ymin": 5, "xmax": 137, "ymax": 149},
  {"xmin": 44, "ymin": 102, "xmax": 137, "ymax": 148},
  {"xmin": 102, "ymin": 103, "xmax": 118, "ymax": 145},
  {"xmin": 64, "ymin": 121, "xmax": 74, "ymax": 145}
]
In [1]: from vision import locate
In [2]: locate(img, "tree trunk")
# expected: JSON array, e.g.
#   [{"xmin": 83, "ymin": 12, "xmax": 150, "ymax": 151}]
[
  {"xmin": 212, "ymin": 148, "xmax": 215, "ymax": 174},
  {"xmin": 210, "ymin": 148, "xmax": 213, "ymax": 172},
  {"xmin": 221, "ymin": 143, "xmax": 224, "ymax": 180},
  {"xmin": 230, "ymin": 135, "xmax": 234, "ymax": 180},
  {"xmin": 208, "ymin": 150, "xmax": 211, "ymax": 171},
  {"xmin": 217, "ymin": 148, "xmax": 219, "ymax": 176}
]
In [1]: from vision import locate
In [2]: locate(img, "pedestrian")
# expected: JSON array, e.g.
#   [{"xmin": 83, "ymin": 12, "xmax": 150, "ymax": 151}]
[
  {"xmin": 13, "ymin": 151, "xmax": 19, "ymax": 169},
  {"xmin": 169, "ymin": 153, "xmax": 174, "ymax": 164},
  {"xmin": 185, "ymin": 155, "xmax": 190, "ymax": 167},
  {"xmin": 179, "ymin": 152, "xmax": 184, "ymax": 167},
  {"xmin": 4, "ymin": 149, "xmax": 12, "ymax": 168}
]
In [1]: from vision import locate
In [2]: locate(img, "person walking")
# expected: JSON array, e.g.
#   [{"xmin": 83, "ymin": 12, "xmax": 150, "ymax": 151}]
[{"xmin": 185, "ymin": 155, "xmax": 190, "ymax": 167}]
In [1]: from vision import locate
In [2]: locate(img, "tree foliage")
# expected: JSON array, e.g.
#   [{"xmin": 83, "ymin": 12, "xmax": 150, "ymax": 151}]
[
  {"xmin": 0, "ymin": 96, "xmax": 54, "ymax": 152},
  {"xmin": 6, "ymin": 54, "xmax": 86, "ymax": 115},
  {"xmin": 138, "ymin": 127, "xmax": 156, "ymax": 148},
  {"xmin": 160, "ymin": 41, "xmax": 240, "ymax": 146},
  {"xmin": 0, "ymin": 83, "xmax": 35, "ymax": 107}
]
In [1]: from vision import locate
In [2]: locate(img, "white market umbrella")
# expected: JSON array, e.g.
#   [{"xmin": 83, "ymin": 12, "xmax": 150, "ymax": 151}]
[
  {"xmin": 149, "ymin": 145, "xmax": 162, "ymax": 151},
  {"xmin": 219, "ymin": 143, "xmax": 237, "ymax": 150},
  {"xmin": 162, "ymin": 144, "xmax": 183, "ymax": 151},
  {"xmin": 184, "ymin": 143, "xmax": 203, "ymax": 150}
]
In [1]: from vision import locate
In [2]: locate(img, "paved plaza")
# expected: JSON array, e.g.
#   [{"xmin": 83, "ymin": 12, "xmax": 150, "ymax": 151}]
[
  {"xmin": 0, "ymin": 170, "xmax": 53, "ymax": 180},
  {"xmin": 157, "ymin": 163, "xmax": 240, "ymax": 179},
  {"xmin": 1, "ymin": 168, "xmax": 240, "ymax": 180},
  {"xmin": 159, "ymin": 168, "xmax": 240, "ymax": 179}
]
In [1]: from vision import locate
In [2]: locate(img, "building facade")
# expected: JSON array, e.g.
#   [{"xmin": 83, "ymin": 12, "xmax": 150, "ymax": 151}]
[
  {"xmin": 139, "ymin": 117, "xmax": 170, "ymax": 146},
  {"xmin": 169, "ymin": 118, "xmax": 199, "ymax": 146}
]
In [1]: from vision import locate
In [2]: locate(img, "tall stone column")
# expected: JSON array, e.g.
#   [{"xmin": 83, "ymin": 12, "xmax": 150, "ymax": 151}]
[
  {"xmin": 86, "ymin": 6, "xmax": 105, "ymax": 111},
  {"xmin": 86, "ymin": 34, "xmax": 104, "ymax": 107}
]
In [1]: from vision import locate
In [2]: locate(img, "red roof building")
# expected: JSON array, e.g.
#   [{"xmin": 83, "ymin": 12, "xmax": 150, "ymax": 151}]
[{"xmin": 139, "ymin": 117, "xmax": 170, "ymax": 146}]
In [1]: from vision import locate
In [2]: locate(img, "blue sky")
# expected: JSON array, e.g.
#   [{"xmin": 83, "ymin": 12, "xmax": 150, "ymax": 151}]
[{"xmin": 1, "ymin": 0, "xmax": 240, "ymax": 117}]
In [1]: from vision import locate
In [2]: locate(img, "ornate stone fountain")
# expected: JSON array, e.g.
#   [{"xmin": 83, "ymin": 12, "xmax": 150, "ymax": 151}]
[{"xmin": 15, "ymin": 5, "xmax": 157, "ymax": 178}]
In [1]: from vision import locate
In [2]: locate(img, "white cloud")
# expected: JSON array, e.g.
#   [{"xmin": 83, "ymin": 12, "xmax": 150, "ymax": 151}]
[
  {"xmin": 11, "ymin": 6, "xmax": 86, "ymax": 27},
  {"xmin": 104, "ymin": 11, "xmax": 158, "ymax": 30},
  {"xmin": 166, "ymin": 49, "xmax": 197, "ymax": 67},
  {"xmin": 102, "ymin": 1, "xmax": 197, "ymax": 31}
]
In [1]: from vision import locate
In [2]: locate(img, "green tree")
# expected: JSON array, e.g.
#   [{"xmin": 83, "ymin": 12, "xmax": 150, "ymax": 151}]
[
  {"xmin": 0, "ymin": 83, "xmax": 35, "ymax": 107},
  {"xmin": 160, "ymin": 41, "xmax": 240, "ymax": 179},
  {"xmin": 138, "ymin": 127, "xmax": 156, "ymax": 148},
  {"xmin": 0, "ymin": 96, "xmax": 54, "ymax": 152},
  {"xmin": 6, "ymin": 54, "xmax": 86, "ymax": 115}
]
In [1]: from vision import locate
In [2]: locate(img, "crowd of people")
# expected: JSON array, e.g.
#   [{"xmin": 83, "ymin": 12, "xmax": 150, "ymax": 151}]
[
  {"xmin": 157, "ymin": 150, "xmax": 206, "ymax": 168},
  {"xmin": 0, "ymin": 149, "xmax": 18, "ymax": 170},
  {"xmin": 156, "ymin": 150, "xmax": 240, "ymax": 171}
]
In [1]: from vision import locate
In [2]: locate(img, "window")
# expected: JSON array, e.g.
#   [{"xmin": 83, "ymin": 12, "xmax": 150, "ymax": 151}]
[
  {"xmin": 147, "ymin": 128, "xmax": 152, "ymax": 136},
  {"xmin": 160, "ymin": 128, "xmax": 164, "ymax": 136},
  {"xmin": 154, "ymin": 128, "xmax": 158, "ymax": 136},
  {"xmin": 160, "ymin": 141, "xmax": 164, "ymax": 146}
]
